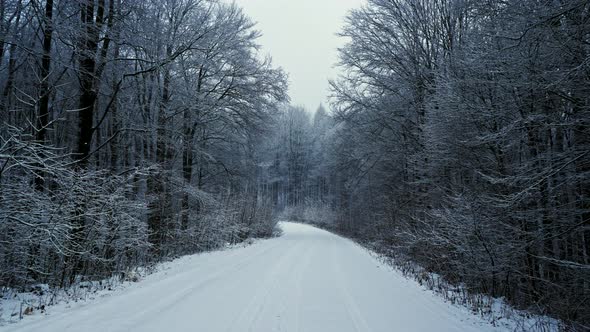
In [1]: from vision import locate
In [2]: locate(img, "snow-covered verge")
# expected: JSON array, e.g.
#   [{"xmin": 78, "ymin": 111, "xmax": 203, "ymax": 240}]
[
  {"xmin": 1, "ymin": 273, "xmax": 145, "ymax": 324},
  {"xmin": 0, "ymin": 239, "xmax": 258, "ymax": 327},
  {"xmin": 355, "ymin": 240, "xmax": 564, "ymax": 332}
]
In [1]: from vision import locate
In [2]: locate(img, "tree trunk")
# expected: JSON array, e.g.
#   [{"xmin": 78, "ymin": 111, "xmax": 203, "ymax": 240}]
[
  {"xmin": 33, "ymin": 0, "xmax": 53, "ymax": 190},
  {"xmin": 76, "ymin": 0, "xmax": 113, "ymax": 165}
]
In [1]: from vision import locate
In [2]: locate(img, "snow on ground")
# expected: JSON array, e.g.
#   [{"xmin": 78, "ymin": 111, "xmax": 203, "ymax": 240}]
[{"xmin": 2, "ymin": 222, "xmax": 516, "ymax": 332}]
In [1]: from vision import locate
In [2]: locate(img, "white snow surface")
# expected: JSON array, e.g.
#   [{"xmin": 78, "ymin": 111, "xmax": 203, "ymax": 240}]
[{"xmin": 2, "ymin": 222, "xmax": 511, "ymax": 332}]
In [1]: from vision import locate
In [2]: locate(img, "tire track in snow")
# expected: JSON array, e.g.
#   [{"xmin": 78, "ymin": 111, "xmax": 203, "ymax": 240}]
[
  {"xmin": 330, "ymin": 235, "xmax": 374, "ymax": 332},
  {"xmin": 225, "ymin": 238, "xmax": 301, "ymax": 332},
  {"xmin": 126, "ymin": 239, "xmax": 289, "ymax": 331},
  {"xmin": 292, "ymin": 242, "xmax": 314, "ymax": 332}
]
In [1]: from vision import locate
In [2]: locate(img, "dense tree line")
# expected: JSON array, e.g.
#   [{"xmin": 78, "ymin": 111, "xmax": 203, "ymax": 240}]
[
  {"xmin": 0, "ymin": 0, "xmax": 287, "ymax": 290},
  {"xmin": 321, "ymin": 0, "xmax": 589, "ymax": 329}
]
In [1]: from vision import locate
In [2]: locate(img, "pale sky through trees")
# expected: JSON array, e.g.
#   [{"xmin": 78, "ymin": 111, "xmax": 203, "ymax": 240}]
[{"xmin": 233, "ymin": 0, "xmax": 364, "ymax": 112}]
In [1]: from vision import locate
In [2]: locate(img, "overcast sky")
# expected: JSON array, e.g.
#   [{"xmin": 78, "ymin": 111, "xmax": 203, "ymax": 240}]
[{"xmin": 233, "ymin": 0, "xmax": 364, "ymax": 112}]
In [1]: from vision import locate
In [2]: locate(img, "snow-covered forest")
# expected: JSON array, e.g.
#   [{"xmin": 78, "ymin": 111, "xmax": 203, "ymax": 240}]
[
  {"xmin": 0, "ymin": 0, "xmax": 589, "ymax": 330},
  {"xmin": 1, "ymin": 0, "xmax": 287, "ymax": 290}
]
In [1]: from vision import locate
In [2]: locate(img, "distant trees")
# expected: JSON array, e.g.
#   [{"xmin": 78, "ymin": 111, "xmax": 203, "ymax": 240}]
[
  {"xmin": 257, "ymin": 104, "xmax": 338, "ymax": 225},
  {"xmin": 0, "ymin": 0, "xmax": 287, "ymax": 290},
  {"xmin": 325, "ymin": 0, "xmax": 590, "ymax": 328}
]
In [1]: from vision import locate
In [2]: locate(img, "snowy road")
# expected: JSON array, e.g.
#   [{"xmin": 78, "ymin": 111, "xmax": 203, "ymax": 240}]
[{"xmin": 5, "ymin": 222, "xmax": 507, "ymax": 332}]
